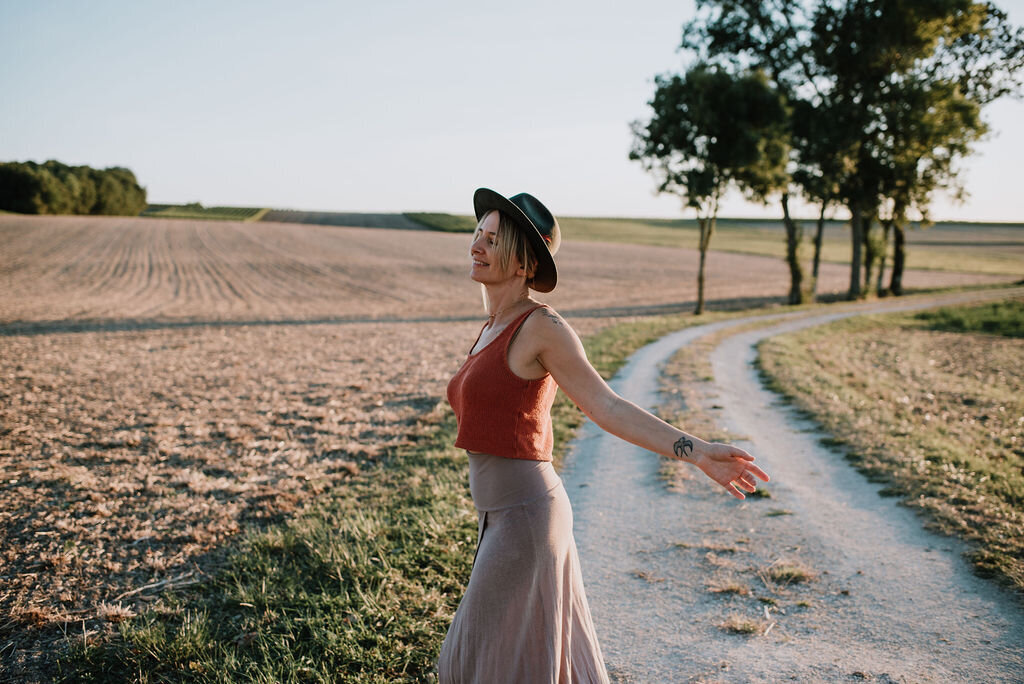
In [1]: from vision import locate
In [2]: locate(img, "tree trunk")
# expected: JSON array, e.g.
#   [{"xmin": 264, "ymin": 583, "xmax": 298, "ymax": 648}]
[
  {"xmin": 849, "ymin": 205, "xmax": 863, "ymax": 299},
  {"xmin": 889, "ymin": 223, "xmax": 906, "ymax": 296},
  {"xmin": 781, "ymin": 192, "xmax": 806, "ymax": 304},
  {"xmin": 862, "ymin": 216, "xmax": 877, "ymax": 298},
  {"xmin": 810, "ymin": 202, "xmax": 826, "ymax": 299},
  {"xmin": 876, "ymin": 221, "xmax": 890, "ymax": 296},
  {"xmin": 696, "ymin": 217, "xmax": 708, "ymax": 315}
]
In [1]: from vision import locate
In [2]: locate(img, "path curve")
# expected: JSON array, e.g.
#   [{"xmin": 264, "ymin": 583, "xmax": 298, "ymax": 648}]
[{"xmin": 562, "ymin": 288, "xmax": 1024, "ymax": 683}]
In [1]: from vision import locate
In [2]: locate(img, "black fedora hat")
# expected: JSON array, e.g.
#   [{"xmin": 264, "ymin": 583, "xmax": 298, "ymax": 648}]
[{"xmin": 473, "ymin": 188, "xmax": 561, "ymax": 293}]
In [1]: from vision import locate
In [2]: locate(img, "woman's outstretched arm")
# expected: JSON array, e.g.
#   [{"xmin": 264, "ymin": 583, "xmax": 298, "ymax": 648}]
[{"xmin": 526, "ymin": 308, "xmax": 769, "ymax": 499}]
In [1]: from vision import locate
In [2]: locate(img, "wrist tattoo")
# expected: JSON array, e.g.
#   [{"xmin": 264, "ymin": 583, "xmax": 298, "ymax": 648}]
[{"xmin": 673, "ymin": 436, "xmax": 694, "ymax": 460}]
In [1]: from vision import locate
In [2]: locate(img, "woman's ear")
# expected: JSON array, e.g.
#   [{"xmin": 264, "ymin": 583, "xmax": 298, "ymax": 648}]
[{"xmin": 513, "ymin": 258, "xmax": 533, "ymax": 278}]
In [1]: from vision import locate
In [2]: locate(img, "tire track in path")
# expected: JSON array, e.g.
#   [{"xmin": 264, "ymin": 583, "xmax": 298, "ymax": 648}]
[{"xmin": 563, "ymin": 288, "xmax": 1024, "ymax": 683}]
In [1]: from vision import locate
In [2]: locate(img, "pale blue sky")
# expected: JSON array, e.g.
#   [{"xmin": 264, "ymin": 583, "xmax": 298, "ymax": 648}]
[{"xmin": 2, "ymin": 0, "xmax": 1022, "ymax": 221}]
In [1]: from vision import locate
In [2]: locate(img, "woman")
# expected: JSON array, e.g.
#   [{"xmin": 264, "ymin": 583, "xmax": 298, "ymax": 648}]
[{"xmin": 439, "ymin": 189, "xmax": 769, "ymax": 683}]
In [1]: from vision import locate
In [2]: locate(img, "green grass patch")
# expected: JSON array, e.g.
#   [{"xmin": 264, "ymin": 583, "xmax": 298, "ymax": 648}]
[
  {"xmin": 60, "ymin": 415, "xmax": 477, "ymax": 682},
  {"xmin": 914, "ymin": 298, "xmax": 1024, "ymax": 338},
  {"xmin": 757, "ymin": 297, "xmax": 1024, "ymax": 592},
  {"xmin": 718, "ymin": 614, "xmax": 765, "ymax": 635},
  {"xmin": 764, "ymin": 561, "xmax": 817, "ymax": 585},
  {"xmin": 142, "ymin": 204, "xmax": 270, "ymax": 222},
  {"xmin": 559, "ymin": 217, "xmax": 1024, "ymax": 276},
  {"xmin": 403, "ymin": 213, "xmax": 477, "ymax": 233}
]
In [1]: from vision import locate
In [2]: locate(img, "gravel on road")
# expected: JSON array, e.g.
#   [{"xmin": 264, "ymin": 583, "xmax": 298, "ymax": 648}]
[{"xmin": 562, "ymin": 288, "xmax": 1024, "ymax": 683}]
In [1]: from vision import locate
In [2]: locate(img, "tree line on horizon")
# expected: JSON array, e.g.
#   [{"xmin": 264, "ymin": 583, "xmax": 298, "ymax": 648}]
[
  {"xmin": 631, "ymin": 0, "xmax": 1024, "ymax": 311},
  {"xmin": 0, "ymin": 160, "xmax": 147, "ymax": 216}
]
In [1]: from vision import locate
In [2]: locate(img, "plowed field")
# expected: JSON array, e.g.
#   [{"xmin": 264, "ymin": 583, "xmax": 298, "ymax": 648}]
[
  {"xmin": 2, "ymin": 215, "xmax": 1009, "ymax": 330},
  {"xmin": 0, "ymin": 214, "xmax": 1012, "ymax": 677}
]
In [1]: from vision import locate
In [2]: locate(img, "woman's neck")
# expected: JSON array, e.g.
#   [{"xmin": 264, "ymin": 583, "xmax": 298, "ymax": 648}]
[{"xmin": 484, "ymin": 285, "xmax": 533, "ymax": 327}]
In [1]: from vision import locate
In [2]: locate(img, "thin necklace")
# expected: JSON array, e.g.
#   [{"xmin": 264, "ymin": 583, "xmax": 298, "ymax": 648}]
[{"xmin": 487, "ymin": 296, "xmax": 530, "ymax": 328}]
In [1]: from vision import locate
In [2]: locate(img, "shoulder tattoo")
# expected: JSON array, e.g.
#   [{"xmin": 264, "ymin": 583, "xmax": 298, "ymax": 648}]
[{"xmin": 542, "ymin": 310, "xmax": 565, "ymax": 327}]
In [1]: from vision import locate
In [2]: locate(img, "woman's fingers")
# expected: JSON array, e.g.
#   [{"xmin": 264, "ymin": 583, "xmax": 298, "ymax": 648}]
[
  {"xmin": 729, "ymin": 464, "xmax": 770, "ymax": 496},
  {"xmin": 735, "ymin": 476, "xmax": 757, "ymax": 492},
  {"xmin": 732, "ymin": 447, "xmax": 755, "ymax": 461},
  {"xmin": 704, "ymin": 443, "xmax": 770, "ymax": 497},
  {"xmin": 746, "ymin": 464, "xmax": 770, "ymax": 482},
  {"xmin": 725, "ymin": 481, "xmax": 746, "ymax": 500}
]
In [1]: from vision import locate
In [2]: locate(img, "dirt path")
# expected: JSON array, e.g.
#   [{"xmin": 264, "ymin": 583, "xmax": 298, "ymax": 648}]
[{"xmin": 562, "ymin": 288, "xmax": 1024, "ymax": 683}]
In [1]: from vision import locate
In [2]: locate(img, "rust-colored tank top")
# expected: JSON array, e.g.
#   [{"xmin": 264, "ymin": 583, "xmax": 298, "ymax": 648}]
[{"xmin": 446, "ymin": 305, "xmax": 557, "ymax": 461}]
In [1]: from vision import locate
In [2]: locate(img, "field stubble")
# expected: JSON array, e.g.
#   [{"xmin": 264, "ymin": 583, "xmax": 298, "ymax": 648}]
[
  {"xmin": 0, "ymin": 215, "xmax": 1013, "ymax": 678},
  {"xmin": 0, "ymin": 323, "xmax": 478, "ymax": 655}
]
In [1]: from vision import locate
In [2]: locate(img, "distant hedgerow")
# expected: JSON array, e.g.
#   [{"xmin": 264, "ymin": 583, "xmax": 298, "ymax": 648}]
[
  {"xmin": 0, "ymin": 160, "xmax": 147, "ymax": 216},
  {"xmin": 404, "ymin": 212, "xmax": 477, "ymax": 233}
]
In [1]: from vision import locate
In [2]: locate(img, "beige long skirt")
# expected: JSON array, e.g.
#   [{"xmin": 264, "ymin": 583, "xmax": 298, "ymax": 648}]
[{"xmin": 438, "ymin": 453, "xmax": 610, "ymax": 684}]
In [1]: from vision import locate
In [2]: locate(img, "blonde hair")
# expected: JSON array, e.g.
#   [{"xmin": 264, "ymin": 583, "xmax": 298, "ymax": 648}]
[{"xmin": 475, "ymin": 210, "xmax": 539, "ymax": 282}]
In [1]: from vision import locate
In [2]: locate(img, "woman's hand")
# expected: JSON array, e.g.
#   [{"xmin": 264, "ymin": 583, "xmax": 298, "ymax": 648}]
[{"xmin": 693, "ymin": 442, "xmax": 769, "ymax": 500}]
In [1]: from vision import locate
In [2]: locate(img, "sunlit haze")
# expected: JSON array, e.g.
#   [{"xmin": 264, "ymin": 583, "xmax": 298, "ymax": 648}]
[{"xmin": 2, "ymin": 0, "xmax": 1022, "ymax": 221}]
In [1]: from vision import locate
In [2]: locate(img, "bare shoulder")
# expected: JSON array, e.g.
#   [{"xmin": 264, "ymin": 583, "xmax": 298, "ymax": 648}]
[
  {"xmin": 534, "ymin": 304, "xmax": 568, "ymax": 327},
  {"xmin": 523, "ymin": 304, "xmax": 567, "ymax": 330},
  {"xmin": 523, "ymin": 305, "xmax": 582, "ymax": 349}
]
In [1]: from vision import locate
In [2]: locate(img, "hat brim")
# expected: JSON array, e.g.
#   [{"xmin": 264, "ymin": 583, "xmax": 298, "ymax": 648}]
[{"xmin": 473, "ymin": 188, "xmax": 557, "ymax": 292}]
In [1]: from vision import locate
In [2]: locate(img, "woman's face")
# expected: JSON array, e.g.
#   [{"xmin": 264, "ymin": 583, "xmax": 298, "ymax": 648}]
[{"xmin": 470, "ymin": 211, "xmax": 521, "ymax": 283}]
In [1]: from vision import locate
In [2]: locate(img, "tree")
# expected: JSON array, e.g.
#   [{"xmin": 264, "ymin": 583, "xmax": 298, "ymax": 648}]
[
  {"xmin": 632, "ymin": 64, "xmax": 790, "ymax": 314},
  {"xmin": 870, "ymin": 75, "xmax": 984, "ymax": 294},
  {"xmin": 879, "ymin": 2, "xmax": 1023, "ymax": 294},
  {"xmin": 92, "ymin": 166, "xmax": 147, "ymax": 216},
  {"xmin": 812, "ymin": 0, "xmax": 1024, "ymax": 298},
  {"xmin": 790, "ymin": 97, "xmax": 846, "ymax": 297},
  {"xmin": 681, "ymin": 0, "xmax": 1024, "ymax": 300},
  {"xmin": 682, "ymin": 0, "xmax": 845, "ymax": 303},
  {"xmin": 0, "ymin": 160, "xmax": 147, "ymax": 215},
  {"xmin": 0, "ymin": 163, "xmax": 47, "ymax": 213}
]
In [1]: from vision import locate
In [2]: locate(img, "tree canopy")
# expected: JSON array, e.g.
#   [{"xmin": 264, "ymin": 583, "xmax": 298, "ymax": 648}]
[
  {"xmin": 631, "ymin": 64, "xmax": 790, "ymax": 313},
  {"xmin": 0, "ymin": 161, "xmax": 147, "ymax": 216}
]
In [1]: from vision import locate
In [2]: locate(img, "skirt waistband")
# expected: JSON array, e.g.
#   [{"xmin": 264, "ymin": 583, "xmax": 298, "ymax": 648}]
[{"xmin": 467, "ymin": 452, "xmax": 564, "ymax": 512}]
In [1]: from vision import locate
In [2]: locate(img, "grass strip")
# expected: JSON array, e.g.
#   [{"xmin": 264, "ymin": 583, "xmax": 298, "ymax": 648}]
[
  {"xmin": 403, "ymin": 213, "xmax": 477, "ymax": 233},
  {"xmin": 757, "ymin": 297, "xmax": 1024, "ymax": 591},
  {"xmin": 913, "ymin": 298, "xmax": 1024, "ymax": 338},
  {"xmin": 141, "ymin": 205, "xmax": 269, "ymax": 222},
  {"xmin": 58, "ymin": 308, "xmax": 747, "ymax": 681}
]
